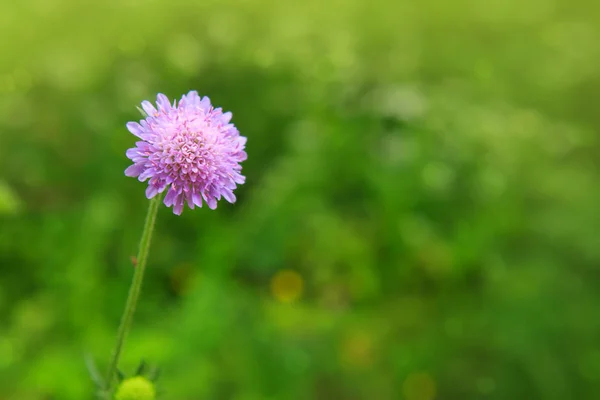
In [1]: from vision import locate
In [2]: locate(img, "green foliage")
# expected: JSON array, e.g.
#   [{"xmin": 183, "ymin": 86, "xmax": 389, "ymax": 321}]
[{"xmin": 1, "ymin": 0, "xmax": 600, "ymax": 399}]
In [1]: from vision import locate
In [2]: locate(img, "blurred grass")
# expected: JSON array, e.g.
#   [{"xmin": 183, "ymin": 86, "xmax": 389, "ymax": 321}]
[{"xmin": 1, "ymin": 0, "xmax": 600, "ymax": 399}]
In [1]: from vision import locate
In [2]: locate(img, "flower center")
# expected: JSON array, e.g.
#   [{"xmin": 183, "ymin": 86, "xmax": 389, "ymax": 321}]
[{"xmin": 157, "ymin": 127, "xmax": 216, "ymax": 182}]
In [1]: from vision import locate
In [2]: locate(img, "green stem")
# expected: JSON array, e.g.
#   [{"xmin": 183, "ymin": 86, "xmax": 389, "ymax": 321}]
[{"xmin": 105, "ymin": 194, "xmax": 162, "ymax": 396}]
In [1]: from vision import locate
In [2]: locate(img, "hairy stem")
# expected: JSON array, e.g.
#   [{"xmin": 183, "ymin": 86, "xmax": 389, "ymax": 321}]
[{"xmin": 105, "ymin": 194, "xmax": 162, "ymax": 396}]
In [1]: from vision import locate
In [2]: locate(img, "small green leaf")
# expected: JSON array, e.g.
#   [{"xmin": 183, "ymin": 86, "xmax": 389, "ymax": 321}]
[
  {"xmin": 84, "ymin": 353, "xmax": 105, "ymax": 389},
  {"xmin": 148, "ymin": 366, "xmax": 160, "ymax": 382},
  {"xmin": 136, "ymin": 106, "xmax": 148, "ymax": 118},
  {"xmin": 135, "ymin": 360, "xmax": 147, "ymax": 376}
]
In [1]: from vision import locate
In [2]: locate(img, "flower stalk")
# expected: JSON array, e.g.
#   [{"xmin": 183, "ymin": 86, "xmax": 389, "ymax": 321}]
[{"xmin": 105, "ymin": 194, "xmax": 162, "ymax": 396}]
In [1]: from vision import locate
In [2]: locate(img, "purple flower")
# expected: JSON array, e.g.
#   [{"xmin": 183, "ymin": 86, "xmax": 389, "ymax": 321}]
[{"xmin": 125, "ymin": 91, "xmax": 247, "ymax": 215}]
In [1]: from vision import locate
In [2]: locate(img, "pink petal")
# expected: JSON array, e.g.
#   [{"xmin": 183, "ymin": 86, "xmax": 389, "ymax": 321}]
[
  {"xmin": 126, "ymin": 122, "xmax": 145, "ymax": 138},
  {"xmin": 125, "ymin": 164, "xmax": 144, "ymax": 177},
  {"xmin": 222, "ymin": 188, "xmax": 236, "ymax": 203},
  {"xmin": 173, "ymin": 199, "xmax": 184, "ymax": 215},
  {"xmin": 156, "ymin": 94, "xmax": 171, "ymax": 112},
  {"xmin": 145, "ymin": 184, "xmax": 159, "ymax": 199},
  {"xmin": 203, "ymin": 193, "xmax": 217, "ymax": 210},
  {"xmin": 220, "ymin": 112, "xmax": 232, "ymax": 124},
  {"xmin": 164, "ymin": 187, "xmax": 179, "ymax": 206},
  {"xmin": 141, "ymin": 100, "xmax": 157, "ymax": 116},
  {"xmin": 192, "ymin": 192, "xmax": 203, "ymax": 207}
]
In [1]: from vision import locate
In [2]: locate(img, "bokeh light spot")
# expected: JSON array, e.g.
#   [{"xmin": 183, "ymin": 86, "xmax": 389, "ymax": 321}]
[
  {"xmin": 166, "ymin": 34, "xmax": 204, "ymax": 75},
  {"xmin": 403, "ymin": 372, "xmax": 436, "ymax": 400},
  {"xmin": 271, "ymin": 269, "xmax": 304, "ymax": 303},
  {"xmin": 340, "ymin": 330, "xmax": 374, "ymax": 369}
]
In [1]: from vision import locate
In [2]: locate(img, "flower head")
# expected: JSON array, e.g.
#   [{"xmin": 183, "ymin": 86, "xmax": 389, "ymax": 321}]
[
  {"xmin": 125, "ymin": 91, "xmax": 247, "ymax": 214},
  {"xmin": 115, "ymin": 376, "xmax": 156, "ymax": 400}
]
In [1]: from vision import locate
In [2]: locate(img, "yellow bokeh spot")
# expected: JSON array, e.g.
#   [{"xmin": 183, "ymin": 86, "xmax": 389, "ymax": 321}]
[
  {"xmin": 403, "ymin": 372, "xmax": 436, "ymax": 400},
  {"xmin": 340, "ymin": 330, "xmax": 374, "ymax": 369},
  {"xmin": 271, "ymin": 269, "xmax": 304, "ymax": 303}
]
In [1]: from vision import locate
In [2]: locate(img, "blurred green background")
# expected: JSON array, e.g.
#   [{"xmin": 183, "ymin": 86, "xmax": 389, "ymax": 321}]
[{"xmin": 1, "ymin": 0, "xmax": 600, "ymax": 399}]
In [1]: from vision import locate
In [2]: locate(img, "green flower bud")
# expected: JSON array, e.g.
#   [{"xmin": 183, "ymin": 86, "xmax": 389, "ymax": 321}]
[{"xmin": 115, "ymin": 376, "xmax": 156, "ymax": 400}]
